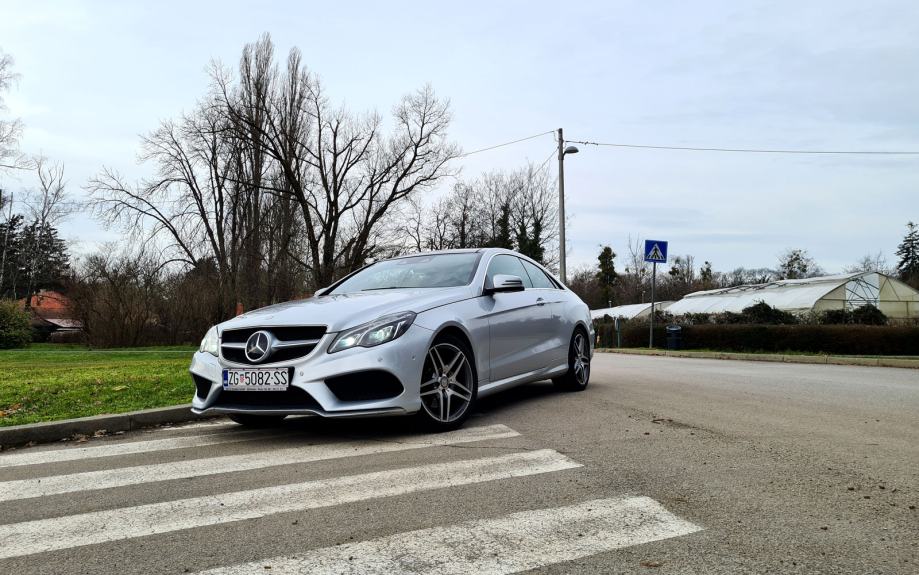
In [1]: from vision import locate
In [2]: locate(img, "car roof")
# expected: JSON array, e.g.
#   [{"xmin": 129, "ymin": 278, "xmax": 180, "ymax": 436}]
[{"xmin": 387, "ymin": 247, "xmax": 526, "ymax": 260}]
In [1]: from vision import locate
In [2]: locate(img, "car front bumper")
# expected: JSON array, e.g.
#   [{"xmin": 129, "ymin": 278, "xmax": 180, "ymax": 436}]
[{"xmin": 189, "ymin": 324, "xmax": 434, "ymax": 418}]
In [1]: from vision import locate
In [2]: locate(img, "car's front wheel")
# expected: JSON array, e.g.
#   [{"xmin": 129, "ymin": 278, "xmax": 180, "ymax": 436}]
[
  {"xmin": 553, "ymin": 329, "xmax": 591, "ymax": 391},
  {"xmin": 227, "ymin": 413, "xmax": 287, "ymax": 427},
  {"xmin": 417, "ymin": 335, "xmax": 477, "ymax": 431}
]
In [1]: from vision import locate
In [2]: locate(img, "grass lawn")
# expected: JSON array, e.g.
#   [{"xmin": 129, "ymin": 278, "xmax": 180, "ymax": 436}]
[{"xmin": 0, "ymin": 344, "xmax": 197, "ymax": 427}]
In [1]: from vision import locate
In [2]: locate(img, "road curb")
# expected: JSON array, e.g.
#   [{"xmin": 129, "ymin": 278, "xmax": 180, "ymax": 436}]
[
  {"xmin": 0, "ymin": 404, "xmax": 211, "ymax": 448},
  {"xmin": 597, "ymin": 348, "xmax": 919, "ymax": 369}
]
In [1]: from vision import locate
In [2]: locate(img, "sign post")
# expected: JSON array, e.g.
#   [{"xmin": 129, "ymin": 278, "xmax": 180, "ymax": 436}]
[{"xmin": 643, "ymin": 239, "xmax": 668, "ymax": 348}]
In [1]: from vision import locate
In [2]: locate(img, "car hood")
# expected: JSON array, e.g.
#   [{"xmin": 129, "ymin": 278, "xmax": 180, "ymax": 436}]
[{"xmin": 219, "ymin": 286, "xmax": 473, "ymax": 333}]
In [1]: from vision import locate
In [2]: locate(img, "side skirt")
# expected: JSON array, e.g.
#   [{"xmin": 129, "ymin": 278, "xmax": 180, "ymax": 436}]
[{"xmin": 477, "ymin": 363, "xmax": 569, "ymax": 398}]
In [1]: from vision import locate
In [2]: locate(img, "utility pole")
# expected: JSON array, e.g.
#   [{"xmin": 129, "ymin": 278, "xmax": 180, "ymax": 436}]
[
  {"xmin": 557, "ymin": 128, "xmax": 566, "ymax": 284},
  {"xmin": 0, "ymin": 188, "xmax": 9, "ymax": 292},
  {"xmin": 556, "ymin": 130, "xmax": 579, "ymax": 284}
]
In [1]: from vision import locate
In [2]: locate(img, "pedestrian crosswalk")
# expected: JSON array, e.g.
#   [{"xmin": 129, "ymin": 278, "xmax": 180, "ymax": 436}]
[
  {"xmin": 0, "ymin": 423, "xmax": 278, "ymax": 468},
  {"xmin": 0, "ymin": 424, "xmax": 520, "ymax": 501},
  {"xmin": 199, "ymin": 497, "xmax": 701, "ymax": 575},
  {"xmin": 0, "ymin": 420, "xmax": 701, "ymax": 573}
]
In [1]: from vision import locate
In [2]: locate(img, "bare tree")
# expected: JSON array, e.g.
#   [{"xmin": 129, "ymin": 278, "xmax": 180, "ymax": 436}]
[
  {"xmin": 844, "ymin": 251, "xmax": 890, "ymax": 274},
  {"xmin": 399, "ymin": 196, "xmax": 453, "ymax": 252},
  {"xmin": 0, "ymin": 52, "xmax": 28, "ymax": 172},
  {"xmin": 215, "ymin": 34, "xmax": 459, "ymax": 288},
  {"xmin": 396, "ymin": 161, "xmax": 558, "ymax": 267},
  {"xmin": 567, "ymin": 264, "xmax": 603, "ymax": 309},
  {"xmin": 720, "ymin": 267, "xmax": 775, "ymax": 287},
  {"xmin": 619, "ymin": 235, "xmax": 650, "ymax": 302},
  {"xmin": 88, "ymin": 34, "xmax": 457, "ymax": 320},
  {"xmin": 509, "ymin": 163, "xmax": 559, "ymax": 267},
  {"xmin": 89, "ymin": 93, "xmax": 306, "ymax": 317},
  {"xmin": 22, "ymin": 156, "xmax": 74, "ymax": 307}
]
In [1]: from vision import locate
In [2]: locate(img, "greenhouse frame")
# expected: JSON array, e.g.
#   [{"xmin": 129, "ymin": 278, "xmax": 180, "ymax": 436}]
[{"xmin": 664, "ymin": 272, "xmax": 919, "ymax": 320}]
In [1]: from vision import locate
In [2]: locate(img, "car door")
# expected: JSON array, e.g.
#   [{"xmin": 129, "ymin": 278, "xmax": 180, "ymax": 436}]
[
  {"xmin": 519, "ymin": 258, "xmax": 570, "ymax": 368},
  {"xmin": 483, "ymin": 254, "xmax": 547, "ymax": 383}
]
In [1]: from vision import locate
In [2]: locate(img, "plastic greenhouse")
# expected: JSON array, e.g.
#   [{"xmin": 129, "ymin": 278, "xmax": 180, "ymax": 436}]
[
  {"xmin": 590, "ymin": 301, "xmax": 676, "ymax": 321},
  {"xmin": 664, "ymin": 272, "xmax": 919, "ymax": 320}
]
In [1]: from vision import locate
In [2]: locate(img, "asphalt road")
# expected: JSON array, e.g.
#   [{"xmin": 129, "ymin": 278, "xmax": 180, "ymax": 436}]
[{"xmin": 1, "ymin": 353, "xmax": 916, "ymax": 574}]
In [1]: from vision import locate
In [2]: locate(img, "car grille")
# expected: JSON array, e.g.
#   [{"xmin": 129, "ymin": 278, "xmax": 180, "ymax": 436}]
[{"xmin": 220, "ymin": 326, "xmax": 326, "ymax": 365}]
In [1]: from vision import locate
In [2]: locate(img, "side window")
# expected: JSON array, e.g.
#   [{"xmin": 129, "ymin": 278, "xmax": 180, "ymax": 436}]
[
  {"xmin": 521, "ymin": 259, "xmax": 557, "ymax": 289},
  {"xmin": 486, "ymin": 255, "xmax": 532, "ymax": 288}
]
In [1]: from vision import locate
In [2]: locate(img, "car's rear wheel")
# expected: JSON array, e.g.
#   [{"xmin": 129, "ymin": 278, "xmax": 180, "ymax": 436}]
[
  {"xmin": 417, "ymin": 335, "xmax": 477, "ymax": 431},
  {"xmin": 553, "ymin": 329, "xmax": 590, "ymax": 391},
  {"xmin": 227, "ymin": 413, "xmax": 287, "ymax": 427}
]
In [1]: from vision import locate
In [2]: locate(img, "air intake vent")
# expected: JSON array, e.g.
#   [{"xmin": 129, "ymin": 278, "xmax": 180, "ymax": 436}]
[{"xmin": 325, "ymin": 370, "xmax": 404, "ymax": 402}]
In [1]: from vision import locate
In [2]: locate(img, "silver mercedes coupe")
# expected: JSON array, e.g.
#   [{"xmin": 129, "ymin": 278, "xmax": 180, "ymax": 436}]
[{"xmin": 189, "ymin": 248, "xmax": 594, "ymax": 430}]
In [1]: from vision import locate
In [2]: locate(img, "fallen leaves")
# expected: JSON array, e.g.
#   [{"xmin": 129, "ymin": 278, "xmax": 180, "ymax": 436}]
[{"xmin": 0, "ymin": 402, "xmax": 24, "ymax": 418}]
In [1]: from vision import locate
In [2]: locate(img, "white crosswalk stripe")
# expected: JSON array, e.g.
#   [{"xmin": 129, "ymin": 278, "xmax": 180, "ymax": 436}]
[
  {"xmin": 198, "ymin": 496, "xmax": 702, "ymax": 575},
  {"xmin": 0, "ymin": 421, "xmax": 703, "ymax": 572},
  {"xmin": 0, "ymin": 426, "xmax": 285, "ymax": 468},
  {"xmin": 0, "ymin": 424, "xmax": 520, "ymax": 501},
  {"xmin": 0, "ymin": 448, "xmax": 580, "ymax": 560}
]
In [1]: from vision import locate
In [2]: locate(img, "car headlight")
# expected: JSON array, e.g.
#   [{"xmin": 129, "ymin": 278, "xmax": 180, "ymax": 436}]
[
  {"xmin": 199, "ymin": 326, "xmax": 219, "ymax": 356},
  {"xmin": 328, "ymin": 312, "xmax": 416, "ymax": 354}
]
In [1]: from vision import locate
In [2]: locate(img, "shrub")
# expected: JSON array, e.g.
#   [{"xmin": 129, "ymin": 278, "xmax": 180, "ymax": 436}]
[
  {"xmin": 679, "ymin": 313, "xmax": 712, "ymax": 325},
  {"xmin": 820, "ymin": 304, "xmax": 888, "ymax": 326},
  {"xmin": 740, "ymin": 301, "xmax": 798, "ymax": 324},
  {"xmin": 0, "ymin": 300, "xmax": 33, "ymax": 349}
]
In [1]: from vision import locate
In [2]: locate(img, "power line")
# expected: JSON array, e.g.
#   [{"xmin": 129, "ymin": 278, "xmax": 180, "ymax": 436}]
[
  {"xmin": 458, "ymin": 131, "xmax": 555, "ymax": 158},
  {"xmin": 536, "ymin": 149, "xmax": 556, "ymax": 172},
  {"xmin": 565, "ymin": 139, "xmax": 919, "ymax": 155},
  {"xmin": 453, "ymin": 128, "xmax": 919, "ymax": 159}
]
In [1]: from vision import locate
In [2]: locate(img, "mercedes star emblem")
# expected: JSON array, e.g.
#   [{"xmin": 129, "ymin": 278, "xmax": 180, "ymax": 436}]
[{"xmin": 244, "ymin": 330, "xmax": 273, "ymax": 363}]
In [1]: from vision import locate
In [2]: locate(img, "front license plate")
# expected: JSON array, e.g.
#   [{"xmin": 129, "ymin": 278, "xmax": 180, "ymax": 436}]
[{"xmin": 222, "ymin": 368, "xmax": 289, "ymax": 391}]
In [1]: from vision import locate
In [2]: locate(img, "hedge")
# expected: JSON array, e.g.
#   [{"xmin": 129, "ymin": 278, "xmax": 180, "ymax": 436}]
[{"xmin": 595, "ymin": 323, "xmax": 919, "ymax": 356}]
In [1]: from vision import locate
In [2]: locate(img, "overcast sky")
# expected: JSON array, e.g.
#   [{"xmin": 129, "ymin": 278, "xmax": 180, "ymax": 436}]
[{"xmin": 1, "ymin": 0, "xmax": 918, "ymax": 273}]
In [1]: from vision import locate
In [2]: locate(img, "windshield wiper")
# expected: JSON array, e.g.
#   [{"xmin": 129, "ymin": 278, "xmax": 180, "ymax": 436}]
[{"xmin": 361, "ymin": 286, "xmax": 404, "ymax": 291}]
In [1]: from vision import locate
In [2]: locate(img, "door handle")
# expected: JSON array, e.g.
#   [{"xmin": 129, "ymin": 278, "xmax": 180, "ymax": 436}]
[{"xmin": 536, "ymin": 297, "xmax": 546, "ymax": 306}]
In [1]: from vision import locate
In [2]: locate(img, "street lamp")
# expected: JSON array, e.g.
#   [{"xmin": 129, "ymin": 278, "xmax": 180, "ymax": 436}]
[{"xmin": 557, "ymin": 128, "xmax": 578, "ymax": 284}]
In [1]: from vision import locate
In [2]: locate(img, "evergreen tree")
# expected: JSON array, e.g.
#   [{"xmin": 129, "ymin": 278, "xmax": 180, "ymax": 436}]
[
  {"xmin": 0, "ymin": 214, "xmax": 24, "ymax": 298},
  {"xmin": 700, "ymin": 261, "xmax": 714, "ymax": 289},
  {"xmin": 896, "ymin": 221, "xmax": 919, "ymax": 287},
  {"xmin": 515, "ymin": 215, "xmax": 544, "ymax": 263},
  {"xmin": 777, "ymin": 248, "xmax": 822, "ymax": 279},
  {"xmin": 596, "ymin": 246, "xmax": 617, "ymax": 307},
  {"xmin": 486, "ymin": 201, "xmax": 513, "ymax": 249},
  {"xmin": 0, "ymin": 215, "xmax": 69, "ymax": 299}
]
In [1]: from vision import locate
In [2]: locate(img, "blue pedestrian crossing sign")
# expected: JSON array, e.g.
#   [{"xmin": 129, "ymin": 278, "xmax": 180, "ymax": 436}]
[{"xmin": 644, "ymin": 240, "xmax": 668, "ymax": 263}]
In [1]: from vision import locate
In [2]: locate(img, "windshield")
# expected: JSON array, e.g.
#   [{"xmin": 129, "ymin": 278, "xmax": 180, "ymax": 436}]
[{"xmin": 328, "ymin": 253, "xmax": 481, "ymax": 294}]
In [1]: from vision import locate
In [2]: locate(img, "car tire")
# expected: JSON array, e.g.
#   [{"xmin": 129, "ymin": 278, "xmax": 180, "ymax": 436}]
[
  {"xmin": 416, "ymin": 334, "xmax": 478, "ymax": 432},
  {"xmin": 227, "ymin": 413, "xmax": 287, "ymax": 427},
  {"xmin": 553, "ymin": 328, "xmax": 591, "ymax": 392}
]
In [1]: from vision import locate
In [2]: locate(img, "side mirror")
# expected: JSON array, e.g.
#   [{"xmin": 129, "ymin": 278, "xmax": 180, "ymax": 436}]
[{"xmin": 485, "ymin": 274, "xmax": 525, "ymax": 295}]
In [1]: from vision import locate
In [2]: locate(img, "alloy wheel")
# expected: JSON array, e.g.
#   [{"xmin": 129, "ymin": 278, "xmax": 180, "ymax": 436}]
[
  {"xmin": 420, "ymin": 342, "xmax": 474, "ymax": 423},
  {"xmin": 572, "ymin": 332, "xmax": 590, "ymax": 386}
]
